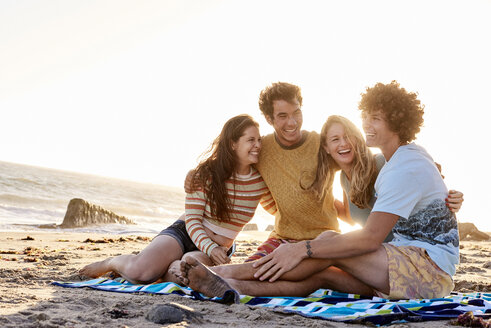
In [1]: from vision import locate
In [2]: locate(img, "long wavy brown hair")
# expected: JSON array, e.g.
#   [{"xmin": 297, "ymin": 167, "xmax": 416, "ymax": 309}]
[
  {"xmin": 305, "ymin": 115, "xmax": 378, "ymax": 208},
  {"xmin": 193, "ymin": 114, "xmax": 259, "ymax": 222}
]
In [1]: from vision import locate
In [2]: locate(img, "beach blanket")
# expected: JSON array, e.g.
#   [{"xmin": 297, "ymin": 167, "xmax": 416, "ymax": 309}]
[{"xmin": 53, "ymin": 278, "xmax": 491, "ymax": 325}]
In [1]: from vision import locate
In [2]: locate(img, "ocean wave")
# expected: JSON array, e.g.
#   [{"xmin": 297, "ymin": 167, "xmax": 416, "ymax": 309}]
[
  {"xmin": 0, "ymin": 222, "xmax": 168, "ymax": 235},
  {"xmin": 0, "ymin": 193, "xmax": 69, "ymax": 209},
  {"xmin": 0, "ymin": 204, "xmax": 65, "ymax": 220},
  {"xmin": 0, "ymin": 161, "xmax": 190, "ymax": 232},
  {"xmin": 0, "ymin": 193, "xmax": 42, "ymax": 205},
  {"xmin": 105, "ymin": 205, "xmax": 183, "ymax": 219},
  {"xmin": 12, "ymin": 177, "xmax": 43, "ymax": 186}
]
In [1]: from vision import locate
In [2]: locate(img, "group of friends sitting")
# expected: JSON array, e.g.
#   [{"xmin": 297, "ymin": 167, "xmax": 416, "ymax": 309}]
[{"xmin": 80, "ymin": 80, "xmax": 464, "ymax": 300}]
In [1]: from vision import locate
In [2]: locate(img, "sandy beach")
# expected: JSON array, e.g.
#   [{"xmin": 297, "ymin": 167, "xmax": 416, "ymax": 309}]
[{"xmin": 0, "ymin": 230, "xmax": 489, "ymax": 327}]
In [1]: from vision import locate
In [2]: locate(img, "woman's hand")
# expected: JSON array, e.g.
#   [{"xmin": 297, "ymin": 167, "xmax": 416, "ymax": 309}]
[
  {"xmin": 252, "ymin": 242, "xmax": 307, "ymax": 282},
  {"xmin": 204, "ymin": 227, "xmax": 234, "ymax": 249},
  {"xmin": 210, "ymin": 246, "xmax": 231, "ymax": 265},
  {"xmin": 447, "ymin": 190, "xmax": 464, "ymax": 213}
]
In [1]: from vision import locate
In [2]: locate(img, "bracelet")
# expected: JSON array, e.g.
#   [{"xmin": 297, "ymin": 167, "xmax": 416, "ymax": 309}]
[{"xmin": 306, "ymin": 240, "xmax": 313, "ymax": 258}]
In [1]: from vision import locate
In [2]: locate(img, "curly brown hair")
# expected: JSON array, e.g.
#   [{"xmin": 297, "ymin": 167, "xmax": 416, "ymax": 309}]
[
  {"xmin": 358, "ymin": 80, "xmax": 424, "ymax": 143},
  {"xmin": 258, "ymin": 82, "xmax": 303, "ymax": 121},
  {"xmin": 194, "ymin": 114, "xmax": 259, "ymax": 222}
]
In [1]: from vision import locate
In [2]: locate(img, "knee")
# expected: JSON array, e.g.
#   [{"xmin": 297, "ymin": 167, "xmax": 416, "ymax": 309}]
[
  {"xmin": 181, "ymin": 251, "xmax": 214, "ymax": 266},
  {"xmin": 181, "ymin": 252, "xmax": 202, "ymax": 264},
  {"xmin": 124, "ymin": 258, "xmax": 162, "ymax": 284},
  {"xmin": 180, "ymin": 252, "xmax": 196, "ymax": 261},
  {"xmin": 315, "ymin": 266, "xmax": 345, "ymax": 286}
]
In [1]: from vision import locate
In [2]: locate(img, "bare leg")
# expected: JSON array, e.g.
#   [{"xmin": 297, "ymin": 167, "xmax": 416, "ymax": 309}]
[
  {"xmin": 308, "ymin": 266, "xmax": 374, "ymax": 296},
  {"xmin": 164, "ymin": 250, "xmax": 213, "ymax": 283},
  {"xmin": 235, "ymin": 244, "xmax": 389, "ymax": 295},
  {"xmin": 210, "ymin": 262, "xmax": 254, "ymax": 279},
  {"xmin": 182, "ymin": 250, "xmax": 214, "ymax": 266},
  {"xmin": 178, "ymin": 241, "xmax": 389, "ymax": 297},
  {"xmin": 265, "ymin": 246, "xmax": 389, "ymax": 296},
  {"xmin": 231, "ymin": 243, "xmax": 390, "ymax": 295},
  {"xmin": 79, "ymin": 235, "xmax": 183, "ymax": 284},
  {"xmin": 229, "ymin": 266, "xmax": 375, "ymax": 297},
  {"xmin": 180, "ymin": 257, "xmax": 374, "ymax": 297},
  {"xmin": 212, "ymin": 258, "xmax": 332, "ymax": 281},
  {"xmin": 329, "ymin": 245, "xmax": 390, "ymax": 294},
  {"xmin": 228, "ymin": 271, "xmax": 329, "ymax": 297},
  {"xmin": 212, "ymin": 234, "xmax": 343, "ymax": 281}
]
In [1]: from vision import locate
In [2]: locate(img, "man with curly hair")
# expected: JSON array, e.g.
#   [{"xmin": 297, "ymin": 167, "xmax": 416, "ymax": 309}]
[
  {"xmin": 359, "ymin": 80, "xmax": 425, "ymax": 146},
  {"xmin": 249, "ymin": 80, "xmax": 459, "ymax": 299},
  {"xmin": 179, "ymin": 81, "xmax": 459, "ymax": 300}
]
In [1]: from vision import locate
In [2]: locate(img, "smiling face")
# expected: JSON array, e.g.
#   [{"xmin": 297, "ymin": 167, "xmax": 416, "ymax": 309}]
[
  {"xmin": 362, "ymin": 111, "xmax": 400, "ymax": 157},
  {"xmin": 266, "ymin": 98, "xmax": 303, "ymax": 147},
  {"xmin": 232, "ymin": 125, "xmax": 261, "ymax": 174},
  {"xmin": 324, "ymin": 122, "xmax": 355, "ymax": 170}
]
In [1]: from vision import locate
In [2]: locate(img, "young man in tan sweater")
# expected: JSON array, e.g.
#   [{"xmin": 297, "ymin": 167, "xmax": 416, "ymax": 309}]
[
  {"xmin": 244, "ymin": 82, "xmax": 339, "ymax": 262},
  {"xmin": 184, "ymin": 82, "xmax": 341, "ymax": 282}
]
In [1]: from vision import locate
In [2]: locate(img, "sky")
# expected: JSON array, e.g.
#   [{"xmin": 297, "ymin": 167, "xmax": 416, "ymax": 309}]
[{"xmin": 1, "ymin": 0, "xmax": 490, "ymax": 231}]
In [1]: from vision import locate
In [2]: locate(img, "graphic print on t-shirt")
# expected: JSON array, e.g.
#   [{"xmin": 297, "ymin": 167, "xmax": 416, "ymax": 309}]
[{"xmin": 392, "ymin": 199, "xmax": 459, "ymax": 247}]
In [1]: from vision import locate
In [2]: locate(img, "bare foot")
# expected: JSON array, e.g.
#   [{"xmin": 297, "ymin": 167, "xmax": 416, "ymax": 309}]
[
  {"xmin": 163, "ymin": 260, "xmax": 186, "ymax": 285},
  {"xmin": 180, "ymin": 257, "xmax": 235, "ymax": 299},
  {"xmin": 79, "ymin": 259, "xmax": 111, "ymax": 278}
]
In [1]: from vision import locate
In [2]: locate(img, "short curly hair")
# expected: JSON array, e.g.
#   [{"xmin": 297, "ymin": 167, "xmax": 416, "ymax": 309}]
[
  {"xmin": 358, "ymin": 80, "xmax": 424, "ymax": 143},
  {"xmin": 258, "ymin": 82, "xmax": 303, "ymax": 120}
]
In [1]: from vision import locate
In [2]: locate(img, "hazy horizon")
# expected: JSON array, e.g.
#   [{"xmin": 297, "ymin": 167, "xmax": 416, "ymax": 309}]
[
  {"xmin": 1, "ymin": 158, "xmax": 488, "ymax": 233},
  {"xmin": 1, "ymin": 0, "xmax": 490, "ymax": 231}
]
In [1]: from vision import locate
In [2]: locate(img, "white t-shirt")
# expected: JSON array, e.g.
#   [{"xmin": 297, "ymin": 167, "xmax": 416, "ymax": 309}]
[
  {"xmin": 372, "ymin": 143, "xmax": 459, "ymax": 276},
  {"xmin": 340, "ymin": 153, "xmax": 394, "ymax": 242}
]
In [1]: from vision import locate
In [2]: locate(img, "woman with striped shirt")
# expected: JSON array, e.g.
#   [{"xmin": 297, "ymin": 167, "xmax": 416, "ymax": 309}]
[{"xmin": 79, "ymin": 114, "xmax": 273, "ymax": 284}]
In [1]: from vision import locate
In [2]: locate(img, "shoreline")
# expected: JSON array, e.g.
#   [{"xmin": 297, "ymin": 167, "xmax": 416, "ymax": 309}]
[{"xmin": 0, "ymin": 231, "xmax": 489, "ymax": 327}]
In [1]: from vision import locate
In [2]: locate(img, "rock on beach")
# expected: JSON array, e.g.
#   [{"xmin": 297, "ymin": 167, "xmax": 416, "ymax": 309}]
[
  {"xmin": 60, "ymin": 198, "xmax": 135, "ymax": 228},
  {"xmin": 459, "ymin": 222, "xmax": 490, "ymax": 241}
]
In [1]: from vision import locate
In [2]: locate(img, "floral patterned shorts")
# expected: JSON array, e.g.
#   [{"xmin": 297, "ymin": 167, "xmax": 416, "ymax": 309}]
[{"xmin": 376, "ymin": 244, "xmax": 454, "ymax": 300}]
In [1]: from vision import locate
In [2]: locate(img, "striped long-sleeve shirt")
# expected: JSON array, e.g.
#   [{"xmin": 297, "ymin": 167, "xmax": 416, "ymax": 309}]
[{"xmin": 185, "ymin": 167, "xmax": 275, "ymax": 256}]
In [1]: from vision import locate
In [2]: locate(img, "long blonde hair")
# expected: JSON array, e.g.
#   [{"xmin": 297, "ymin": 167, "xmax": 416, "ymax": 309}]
[{"xmin": 305, "ymin": 115, "xmax": 378, "ymax": 208}]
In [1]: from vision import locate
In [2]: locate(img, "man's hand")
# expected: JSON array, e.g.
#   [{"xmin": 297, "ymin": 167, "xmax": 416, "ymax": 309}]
[
  {"xmin": 447, "ymin": 190, "xmax": 464, "ymax": 213},
  {"xmin": 210, "ymin": 246, "xmax": 231, "ymax": 265},
  {"xmin": 435, "ymin": 162, "xmax": 444, "ymax": 179},
  {"xmin": 252, "ymin": 242, "xmax": 307, "ymax": 282}
]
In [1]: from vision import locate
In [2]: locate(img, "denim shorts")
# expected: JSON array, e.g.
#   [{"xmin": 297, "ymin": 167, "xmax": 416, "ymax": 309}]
[{"xmin": 157, "ymin": 219, "xmax": 236, "ymax": 257}]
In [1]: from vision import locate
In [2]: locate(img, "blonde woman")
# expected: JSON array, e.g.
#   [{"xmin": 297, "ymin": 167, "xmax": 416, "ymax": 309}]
[{"xmin": 307, "ymin": 115, "xmax": 462, "ymax": 242}]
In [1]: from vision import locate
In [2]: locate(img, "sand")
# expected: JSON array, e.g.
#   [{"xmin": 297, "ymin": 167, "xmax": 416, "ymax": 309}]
[{"xmin": 0, "ymin": 230, "xmax": 489, "ymax": 327}]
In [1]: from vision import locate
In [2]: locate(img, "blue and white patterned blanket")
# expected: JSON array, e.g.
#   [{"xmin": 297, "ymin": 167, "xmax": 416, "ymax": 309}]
[{"xmin": 53, "ymin": 278, "xmax": 491, "ymax": 326}]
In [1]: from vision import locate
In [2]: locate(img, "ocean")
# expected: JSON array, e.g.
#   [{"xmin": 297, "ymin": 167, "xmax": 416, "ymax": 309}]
[{"xmin": 0, "ymin": 161, "xmax": 272, "ymax": 235}]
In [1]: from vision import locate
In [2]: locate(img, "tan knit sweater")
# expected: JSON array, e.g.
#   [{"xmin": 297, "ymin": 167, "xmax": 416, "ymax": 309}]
[{"xmin": 256, "ymin": 131, "xmax": 338, "ymax": 240}]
